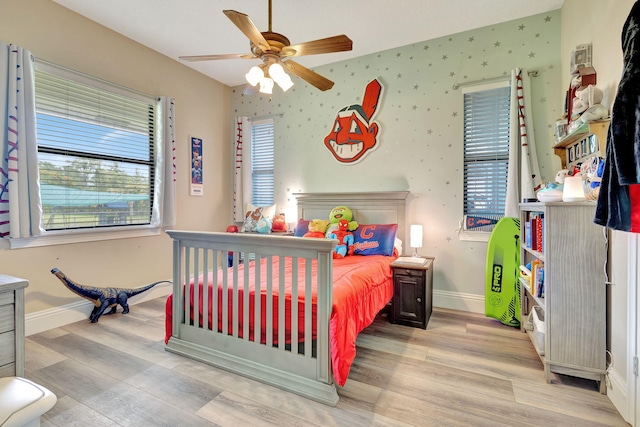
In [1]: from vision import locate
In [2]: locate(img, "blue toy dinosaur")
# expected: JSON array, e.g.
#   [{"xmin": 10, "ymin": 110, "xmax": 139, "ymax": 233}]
[{"xmin": 51, "ymin": 268, "xmax": 171, "ymax": 323}]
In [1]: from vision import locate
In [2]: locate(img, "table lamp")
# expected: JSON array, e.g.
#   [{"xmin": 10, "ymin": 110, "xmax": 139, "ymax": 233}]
[{"xmin": 410, "ymin": 224, "xmax": 423, "ymax": 257}]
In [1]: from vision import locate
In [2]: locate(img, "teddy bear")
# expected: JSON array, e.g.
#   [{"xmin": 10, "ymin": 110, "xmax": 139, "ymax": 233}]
[
  {"xmin": 303, "ymin": 219, "xmax": 330, "ymax": 238},
  {"xmin": 327, "ymin": 219, "xmax": 354, "ymax": 259},
  {"xmin": 326, "ymin": 206, "xmax": 358, "ymax": 237}
]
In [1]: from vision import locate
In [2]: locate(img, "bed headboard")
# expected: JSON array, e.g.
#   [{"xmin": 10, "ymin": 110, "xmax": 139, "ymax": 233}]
[{"xmin": 293, "ymin": 191, "xmax": 410, "ymax": 247}]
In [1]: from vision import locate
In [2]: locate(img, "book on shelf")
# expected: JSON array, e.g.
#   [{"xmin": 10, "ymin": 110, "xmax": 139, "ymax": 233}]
[{"xmin": 395, "ymin": 256, "xmax": 427, "ymax": 266}]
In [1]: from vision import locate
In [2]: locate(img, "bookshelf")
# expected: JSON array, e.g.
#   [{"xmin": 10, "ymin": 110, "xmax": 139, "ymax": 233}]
[{"xmin": 519, "ymin": 202, "xmax": 607, "ymax": 393}]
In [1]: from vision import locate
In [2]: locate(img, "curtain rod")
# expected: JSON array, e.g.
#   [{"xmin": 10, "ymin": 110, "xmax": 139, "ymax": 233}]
[
  {"xmin": 248, "ymin": 113, "xmax": 283, "ymax": 121},
  {"xmin": 452, "ymin": 70, "xmax": 538, "ymax": 90}
]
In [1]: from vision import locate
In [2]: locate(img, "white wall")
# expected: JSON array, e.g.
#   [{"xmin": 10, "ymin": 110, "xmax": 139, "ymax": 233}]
[
  {"xmin": 0, "ymin": 0, "xmax": 232, "ymax": 317},
  {"xmin": 561, "ymin": 0, "xmax": 635, "ymax": 421},
  {"xmin": 231, "ymin": 11, "xmax": 563, "ymax": 312}
]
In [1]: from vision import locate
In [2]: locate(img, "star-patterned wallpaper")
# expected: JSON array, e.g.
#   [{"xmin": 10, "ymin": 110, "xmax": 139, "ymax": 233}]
[{"xmin": 230, "ymin": 10, "xmax": 562, "ymax": 309}]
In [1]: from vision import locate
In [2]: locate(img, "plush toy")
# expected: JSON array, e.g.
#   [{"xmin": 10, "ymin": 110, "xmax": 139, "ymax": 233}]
[
  {"xmin": 256, "ymin": 216, "xmax": 272, "ymax": 234},
  {"xmin": 327, "ymin": 219, "xmax": 354, "ymax": 259},
  {"xmin": 271, "ymin": 213, "xmax": 288, "ymax": 232},
  {"xmin": 326, "ymin": 206, "xmax": 358, "ymax": 236},
  {"xmin": 303, "ymin": 219, "xmax": 329, "ymax": 238}
]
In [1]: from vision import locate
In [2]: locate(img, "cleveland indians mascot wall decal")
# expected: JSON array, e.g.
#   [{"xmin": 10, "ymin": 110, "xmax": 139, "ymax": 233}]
[{"xmin": 324, "ymin": 78, "xmax": 384, "ymax": 164}]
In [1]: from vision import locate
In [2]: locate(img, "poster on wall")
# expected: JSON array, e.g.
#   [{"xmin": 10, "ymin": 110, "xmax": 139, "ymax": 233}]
[
  {"xmin": 190, "ymin": 136, "xmax": 203, "ymax": 196},
  {"xmin": 324, "ymin": 78, "xmax": 384, "ymax": 164}
]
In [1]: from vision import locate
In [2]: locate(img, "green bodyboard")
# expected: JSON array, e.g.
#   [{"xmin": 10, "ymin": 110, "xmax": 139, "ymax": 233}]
[{"xmin": 485, "ymin": 217, "xmax": 521, "ymax": 327}]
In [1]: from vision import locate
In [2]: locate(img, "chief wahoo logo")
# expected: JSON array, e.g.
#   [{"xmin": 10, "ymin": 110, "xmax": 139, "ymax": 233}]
[{"xmin": 324, "ymin": 78, "xmax": 384, "ymax": 164}]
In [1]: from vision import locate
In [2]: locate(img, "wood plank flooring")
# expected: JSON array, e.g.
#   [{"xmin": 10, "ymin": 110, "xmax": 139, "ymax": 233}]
[{"xmin": 24, "ymin": 298, "xmax": 628, "ymax": 426}]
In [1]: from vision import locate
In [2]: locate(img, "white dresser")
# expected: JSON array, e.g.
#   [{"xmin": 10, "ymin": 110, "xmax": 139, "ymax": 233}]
[{"xmin": 0, "ymin": 274, "xmax": 28, "ymax": 377}]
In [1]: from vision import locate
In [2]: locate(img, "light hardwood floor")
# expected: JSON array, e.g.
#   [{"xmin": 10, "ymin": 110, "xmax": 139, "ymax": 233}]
[{"xmin": 24, "ymin": 297, "xmax": 628, "ymax": 427}]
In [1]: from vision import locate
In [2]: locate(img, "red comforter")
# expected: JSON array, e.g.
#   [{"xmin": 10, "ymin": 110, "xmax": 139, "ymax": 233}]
[{"xmin": 164, "ymin": 254, "xmax": 395, "ymax": 386}]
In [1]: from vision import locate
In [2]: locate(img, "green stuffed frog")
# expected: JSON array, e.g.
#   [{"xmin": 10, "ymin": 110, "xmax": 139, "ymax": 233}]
[{"xmin": 326, "ymin": 206, "xmax": 358, "ymax": 236}]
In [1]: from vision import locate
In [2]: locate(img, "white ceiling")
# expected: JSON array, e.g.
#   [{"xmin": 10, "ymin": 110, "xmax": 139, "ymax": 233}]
[{"xmin": 51, "ymin": 0, "xmax": 565, "ymax": 88}]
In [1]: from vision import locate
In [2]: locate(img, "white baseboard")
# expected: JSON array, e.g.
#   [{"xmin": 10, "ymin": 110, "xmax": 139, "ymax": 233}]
[
  {"xmin": 25, "ymin": 285, "xmax": 172, "ymax": 336},
  {"xmin": 433, "ymin": 289, "xmax": 485, "ymax": 313},
  {"xmin": 606, "ymin": 367, "xmax": 631, "ymax": 424},
  {"xmin": 26, "ymin": 287, "xmax": 482, "ymax": 336}
]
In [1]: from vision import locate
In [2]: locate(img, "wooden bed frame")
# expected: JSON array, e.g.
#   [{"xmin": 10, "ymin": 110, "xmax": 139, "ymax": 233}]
[{"xmin": 165, "ymin": 191, "xmax": 408, "ymax": 405}]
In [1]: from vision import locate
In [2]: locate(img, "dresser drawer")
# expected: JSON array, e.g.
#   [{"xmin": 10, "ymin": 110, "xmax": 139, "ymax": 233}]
[
  {"xmin": 0, "ymin": 291, "xmax": 13, "ymax": 307},
  {"xmin": 0, "ymin": 330, "xmax": 15, "ymax": 367},
  {"xmin": 0, "ymin": 303, "xmax": 14, "ymax": 334}
]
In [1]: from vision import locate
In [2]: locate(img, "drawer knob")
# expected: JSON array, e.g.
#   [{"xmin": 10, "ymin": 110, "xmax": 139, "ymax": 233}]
[{"xmin": 417, "ymin": 297, "xmax": 422, "ymax": 303}]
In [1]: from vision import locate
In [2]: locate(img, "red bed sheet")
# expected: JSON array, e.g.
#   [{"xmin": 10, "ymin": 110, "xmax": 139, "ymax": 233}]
[{"xmin": 164, "ymin": 254, "xmax": 395, "ymax": 386}]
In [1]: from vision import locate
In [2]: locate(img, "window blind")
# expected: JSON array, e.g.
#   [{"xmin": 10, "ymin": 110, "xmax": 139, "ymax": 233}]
[
  {"xmin": 34, "ymin": 64, "xmax": 156, "ymax": 230},
  {"xmin": 251, "ymin": 119, "xmax": 275, "ymax": 206},
  {"xmin": 463, "ymin": 86, "xmax": 510, "ymax": 223}
]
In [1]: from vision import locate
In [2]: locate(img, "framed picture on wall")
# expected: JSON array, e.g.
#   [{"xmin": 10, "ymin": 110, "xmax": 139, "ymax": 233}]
[{"xmin": 190, "ymin": 136, "xmax": 203, "ymax": 196}]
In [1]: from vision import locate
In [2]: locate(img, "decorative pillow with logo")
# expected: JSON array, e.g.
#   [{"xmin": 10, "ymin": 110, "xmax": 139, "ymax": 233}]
[
  {"xmin": 293, "ymin": 219, "xmax": 310, "ymax": 237},
  {"xmin": 242, "ymin": 203, "xmax": 276, "ymax": 232},
  {"xmin": 351, "ymin": 224, "xmax": 398, "ymax": 256}
]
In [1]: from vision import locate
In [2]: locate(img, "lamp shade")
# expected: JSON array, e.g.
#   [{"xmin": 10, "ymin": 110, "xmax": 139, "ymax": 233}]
[
  {"xmin": 245, "ymin": 66, "xmax": 264, "ymax": 86},
  {"xmin": 562, "ymin": 175, "xmax": 585, "ymax": 202},
  {"xmin": 410, "ymin": 224, "xmax": 423, "ymax": 249},
  {"xmin": 268, "ymin": 63, "xmax": 294, "ymax": 92},
  {"xmin": 259, "ymin": 77, "xmax": 274, "ymax": 94}
]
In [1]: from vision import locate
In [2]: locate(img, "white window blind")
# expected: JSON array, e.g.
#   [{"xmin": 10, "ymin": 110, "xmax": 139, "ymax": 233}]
[
  {"xmin": 463, "ymin": 84, "xmax": 510, "ymax": 230},
  {"xmin": 34, "ymin": 62, "xmax": 156, "ymax": 231},
  {"xmin": 251, "ymin": 119, "xmax": 275, "ymax": 206}
]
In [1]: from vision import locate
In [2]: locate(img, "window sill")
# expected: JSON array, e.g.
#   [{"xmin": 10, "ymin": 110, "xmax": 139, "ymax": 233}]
[
  {"xmin": 9, "ymin": 226, "xmax": 162, "ymax": 249},
  {"xmin": 459, "ymin": 230, "xmax": 490, "ymax": 243}
]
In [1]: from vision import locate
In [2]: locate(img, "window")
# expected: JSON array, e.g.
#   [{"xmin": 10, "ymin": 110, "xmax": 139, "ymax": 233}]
[
  {"xmin": 462, "ymin": 83, "xmax": 510, "ymax": 234},
  {"xmin": 250, "ymin": 118, "xmax": 275, "ymax": 206},
  {"xmin": 34, "ymin": 62, "xmax": 157, "ymax": 232}
]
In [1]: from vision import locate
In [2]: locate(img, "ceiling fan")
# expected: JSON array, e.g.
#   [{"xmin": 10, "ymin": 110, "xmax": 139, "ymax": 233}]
[{"xmin": 178, "ymin": 0, "xmax": 353, "ymax": 94}]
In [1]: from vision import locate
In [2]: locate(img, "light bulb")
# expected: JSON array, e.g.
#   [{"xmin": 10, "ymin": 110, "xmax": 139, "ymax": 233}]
[{"xmin": 245, "ymin": 66, "xmax": 264, "ymax": 86}]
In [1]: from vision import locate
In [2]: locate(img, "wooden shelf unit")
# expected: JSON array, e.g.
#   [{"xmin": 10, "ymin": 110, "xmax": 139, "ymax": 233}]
[
  {"xmin": 519, "ymin": 202, "xmax": 607, "ymax": 393},
  {"xmin": 553, "ymin": 119, "xmax": 609, "ymax": 170}
]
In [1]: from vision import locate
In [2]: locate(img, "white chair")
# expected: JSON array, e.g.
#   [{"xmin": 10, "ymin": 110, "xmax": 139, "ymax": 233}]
[{"xmin": 0, "ymin": 377, "xmax": 57, "ymax": 427}]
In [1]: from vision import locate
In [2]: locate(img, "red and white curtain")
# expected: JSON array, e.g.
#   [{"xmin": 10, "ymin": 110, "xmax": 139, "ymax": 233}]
[
  {"xmin": 505, "ymin": 68, "xmax": 542, "ymax": 217},
  {"xmin": 0, "ymin": 42, "xmax": 44, "ymax": 239},
  {"xmin": 233, "ymin": 116, "xmax": 252, "ymax": 222},
  {"xmin": 152, "ymin": 96, "xmax": 177, "ymax": 228}
]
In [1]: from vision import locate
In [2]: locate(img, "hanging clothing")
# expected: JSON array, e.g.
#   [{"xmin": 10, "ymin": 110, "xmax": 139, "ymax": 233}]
[{"xmin": 595, "ymin": 1, "xmax": 640, "ymax": 233}]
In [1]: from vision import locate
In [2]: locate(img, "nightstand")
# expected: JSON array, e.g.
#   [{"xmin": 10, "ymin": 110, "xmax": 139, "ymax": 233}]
[{"xmin": 390, "ymin": 256, "xmax": 434, "ymax": 329}]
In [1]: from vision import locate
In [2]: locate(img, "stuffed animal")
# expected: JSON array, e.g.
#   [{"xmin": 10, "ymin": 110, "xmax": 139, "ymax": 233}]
[
  {"xmin": 326, "ymin": 206, "xmax": 358, "ymax": 236},
  {"xmin": 271, "ymin": 213, "xmax": 288, "ymax": 232},
  {"xmin": 303, "ymin": 219, "xmax": 329, "ymax": 238},
  {"xmin": 256, "ymin": 216, "xmax": 272, "ymax": 234},
  {"xmin": 327, "ymin": 219, "xmax": 354, "ymax": 259}
]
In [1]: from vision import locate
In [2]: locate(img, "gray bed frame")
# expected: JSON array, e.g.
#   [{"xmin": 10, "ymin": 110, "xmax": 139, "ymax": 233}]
[{"xmin": 165, "ymin": 191, "xmax": 408, "ymax": 405}]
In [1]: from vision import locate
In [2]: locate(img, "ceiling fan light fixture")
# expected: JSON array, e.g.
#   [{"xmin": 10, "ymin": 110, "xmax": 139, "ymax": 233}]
[
  {"xmin": 268, "ymin": 63, "xmax": 294, "ymax": 92},
  {"xmin": 245, "ymin": 66, "xmax": 264, "ymax": 86},
  {"xmin": 259, "ymin": 77, "xmax": 274, "ymax": 94}
]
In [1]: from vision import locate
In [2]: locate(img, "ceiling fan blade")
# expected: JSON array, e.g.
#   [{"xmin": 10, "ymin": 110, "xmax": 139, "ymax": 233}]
[
  {"xmin": 283, "ymin": 60, "xmax": 334, "ymax": 91},
  {"xmin": 179, "ymin": 53, "xmax": 254, "ymax": 61},
  {"xmin": 283, "ymin": 35, "xmax": 353, "ymax": 57},
  {"xmin": 223, "ymin": 10, "xmax": 271, "ymax": 52}
]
